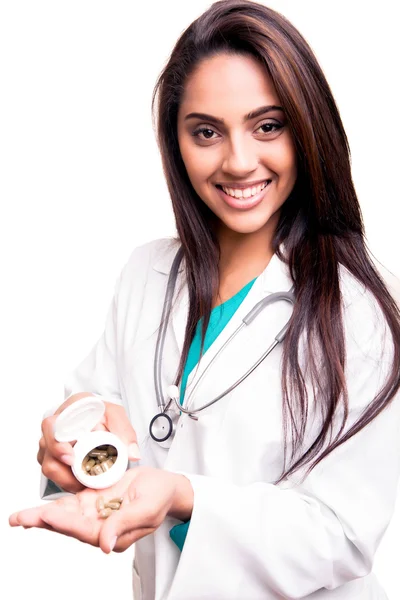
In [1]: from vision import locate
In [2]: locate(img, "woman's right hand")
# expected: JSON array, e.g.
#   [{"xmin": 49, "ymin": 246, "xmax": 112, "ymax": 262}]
[{"xmin": 37, "ymin": 392, "xmax": 141, "ymax": 493}]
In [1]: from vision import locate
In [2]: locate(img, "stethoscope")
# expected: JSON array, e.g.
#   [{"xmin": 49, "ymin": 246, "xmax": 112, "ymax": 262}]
[{"xmin": 149, "ymin": 245, "xmax": 295, "ymax": 448}]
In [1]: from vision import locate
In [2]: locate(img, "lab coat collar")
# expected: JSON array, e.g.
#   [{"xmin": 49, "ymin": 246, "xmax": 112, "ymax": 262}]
[
  {"xmin": 152, "ymin": 237, "xmax": 292, "ymax": 294},
  {"xmin": 152, "ymin": 238, "xmax": 184, "ymax": 275},
  {"xmin": 152, "ymin": 237, "xmax": 293, "ymax": 362}
]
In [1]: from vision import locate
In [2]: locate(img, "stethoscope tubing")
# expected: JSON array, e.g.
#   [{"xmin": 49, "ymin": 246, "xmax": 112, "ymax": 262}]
[
  {"xmin": 153, "ymin": 245, "xmax": 184, "ymax": 413},
  {"xmin": 150, "ymin": 245, "xmax": 295, "ymax": 442}
]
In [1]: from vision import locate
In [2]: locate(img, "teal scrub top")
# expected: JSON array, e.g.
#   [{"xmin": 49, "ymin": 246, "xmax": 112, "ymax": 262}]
[{"xmin": 169, "ymin": 275, "xmax": 258, "ymax": 551}]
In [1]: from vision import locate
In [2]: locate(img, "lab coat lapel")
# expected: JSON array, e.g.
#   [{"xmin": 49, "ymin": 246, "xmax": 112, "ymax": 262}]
[
  {"xmin": 152, "ymin": 238, "xmax": 188, "ymax": 360},
  {"xmin": 183, "ymin": 252, "xmax": 293, "ymax": 406},
  {"xmin": 152, "ymin": 241, "xmax": 293, "ymax": 400}
]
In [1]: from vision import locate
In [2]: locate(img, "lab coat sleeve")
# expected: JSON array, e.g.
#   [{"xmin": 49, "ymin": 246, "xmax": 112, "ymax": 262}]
[
  {"xmin": 62, "ymin": 237, "xmax": 162, "ymax": 404},
  {"xmin": 41, "ymin": 242, "xmax": 151, "ymax": 500},
  {"xmin": 40, "ymin": 267, "xmax": 125, "ymax": 500},
  {"xmin": 168, "ymin": 289, "xmax": 400, "ymax": 599},
  {"xmin": 61, "ymin": 272, "xmax": 125, "ymax": 406}
]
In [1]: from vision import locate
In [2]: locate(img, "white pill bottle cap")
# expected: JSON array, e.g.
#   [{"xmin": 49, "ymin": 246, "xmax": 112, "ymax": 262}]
[{"xmin": 54, "ymin": 396, "xmax": 129, "ymax": 489}]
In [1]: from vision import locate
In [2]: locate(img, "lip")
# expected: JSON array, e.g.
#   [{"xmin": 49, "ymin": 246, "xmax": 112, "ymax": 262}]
[
  {"xmin": 215, "ymin": 180, "xmax": 272, "ymax": 210},
  {"xmin": 215, "ymin": 178, "xmax": 270, "ymax": 189}
]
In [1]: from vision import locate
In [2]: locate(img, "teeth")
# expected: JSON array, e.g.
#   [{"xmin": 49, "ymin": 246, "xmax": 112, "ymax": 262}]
[{"xmin": 221, "ymin": 180, "xmax": 269, "ymax": 198}]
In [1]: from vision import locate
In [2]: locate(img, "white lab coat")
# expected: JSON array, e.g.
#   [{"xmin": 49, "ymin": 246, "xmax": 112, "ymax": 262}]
[{"xmin": 61, "ymin": 236, "xmax": 400, "ymax": 600}]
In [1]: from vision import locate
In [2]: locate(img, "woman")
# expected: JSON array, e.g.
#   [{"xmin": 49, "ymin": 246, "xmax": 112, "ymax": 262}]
[{"xmin": 9, "ymin": 1, "xmax": 400, "ymax": 598}]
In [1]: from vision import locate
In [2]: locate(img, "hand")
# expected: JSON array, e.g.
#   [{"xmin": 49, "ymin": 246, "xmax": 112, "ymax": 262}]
[
  {"xmin": 9, "ymin": 467, "xmax": 193, "ymax": 553},
  {"xmin": 37, "ymin": 392, "xmax": 141, "ymax": 493}
]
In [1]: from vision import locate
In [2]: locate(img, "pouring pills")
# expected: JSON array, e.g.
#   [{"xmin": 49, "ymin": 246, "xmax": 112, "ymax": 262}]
[{"xmin": 53, "ymin": 396, "xmax": 129, "ymax": 489}]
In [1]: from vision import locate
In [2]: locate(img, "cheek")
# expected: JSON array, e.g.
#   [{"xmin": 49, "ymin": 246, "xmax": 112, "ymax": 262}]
[
  {"xmin": 179, "ymin": 139, "xmax": 202, "ymax": 181},
  {"xmin": 280, "ymin": 138, "xmax": 297, "ymax": 180},
  {"xmin": 264, "ymin": 139, "xmax": 297, "ymax": 183},
  {"xmin": 182, "ymin": 149, "xmax": 217, "ymax": 188}
]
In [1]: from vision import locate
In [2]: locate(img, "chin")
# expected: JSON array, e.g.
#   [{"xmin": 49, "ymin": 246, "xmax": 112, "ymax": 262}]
[{"xmin": 217, "ymin": 211, "xmax": 279, "ymax": 236}]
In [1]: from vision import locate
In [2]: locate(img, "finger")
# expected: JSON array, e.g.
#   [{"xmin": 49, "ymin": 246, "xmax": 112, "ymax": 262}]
[
  {"xmin": 10, "ymin": 507, "xmax": 68, "ymax": 535},
  {"xmin": 40, "ymin": 502, "xmax": 100, "ymax": 546},
  {"xmin": 22, "ymin": 523, "xmax": 56, "ymax": 532},
  {"xmin": 92, "ymin": 423, "xmax": 107, "ymax": 432},
  {"xmin": 105, "ymin": 527, "xmax": 155, "ymax": 554},
  {"xmin": 104, "ymin": 403, "xmax": 137, "ymax": 444},
  {"xmin": 41, "ymin": 451, "xmax": 85, "ymax": 493},
  {"xmin": 41, "ymin": 415, "xmax": 75, "ymax": 466},
  {"xmin": 99, "ymin": 499, "xmax": 160, "ymax": 554},
  {"xmin": 103, "ymin": 404, "xmax": 141, "ymax": 460},
  {"xmin": 37, "ymin": 444, "xmax": 45, "ymax": 466},
  {"xmin": 9, "ymin": 506, "xmax": 49, "ymax": 528}
]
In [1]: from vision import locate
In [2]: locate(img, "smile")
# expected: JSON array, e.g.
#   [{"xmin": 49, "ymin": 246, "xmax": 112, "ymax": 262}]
[
  {"xmin": 216, "ymin": 179, "xmax": 270, "ymax": 199},
  {"xmin": 215, "ymin": 179, "xmax": 272, "ymax": 211}
]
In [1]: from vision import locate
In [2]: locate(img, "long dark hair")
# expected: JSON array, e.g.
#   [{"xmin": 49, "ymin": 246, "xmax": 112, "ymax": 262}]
[{"xmin": 151, "ymin": 0, "xmax": 400, "ymax": 484}]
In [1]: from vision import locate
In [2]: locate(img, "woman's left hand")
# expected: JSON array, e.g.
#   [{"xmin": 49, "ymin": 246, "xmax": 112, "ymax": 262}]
[{"xmin": 9, "ymin": 466, "xmax": 193, "ymax": 553}]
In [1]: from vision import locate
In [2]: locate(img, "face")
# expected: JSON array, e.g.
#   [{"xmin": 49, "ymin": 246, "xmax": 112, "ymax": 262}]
[{"xmin": 177, "ymin": 53, "xmax": 297, "ymax": 242}]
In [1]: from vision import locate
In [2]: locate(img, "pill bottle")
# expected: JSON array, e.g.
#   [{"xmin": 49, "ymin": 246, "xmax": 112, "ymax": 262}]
[{"xmin": 53, "ymin": 396, "xmax": 129, "ymax": 489}]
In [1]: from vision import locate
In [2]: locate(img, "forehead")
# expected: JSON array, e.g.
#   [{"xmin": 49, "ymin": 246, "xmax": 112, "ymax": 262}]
[{"xmin": 179, "ymin": 53, "xmax": 280, "ymax": 115}]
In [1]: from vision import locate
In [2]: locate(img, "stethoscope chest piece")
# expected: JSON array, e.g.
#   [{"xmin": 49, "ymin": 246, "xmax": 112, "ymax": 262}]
[{"xmin": 149, "ymin": 409, "xmax": 179, "ymax": 449}]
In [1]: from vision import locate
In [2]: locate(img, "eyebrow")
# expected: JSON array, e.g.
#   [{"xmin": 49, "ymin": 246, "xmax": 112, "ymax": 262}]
[{"xmin": 184, "ymin": 105, "xmax": 284, "ymax": 125}]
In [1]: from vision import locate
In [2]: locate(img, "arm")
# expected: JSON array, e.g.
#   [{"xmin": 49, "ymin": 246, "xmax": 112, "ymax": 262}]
[
  {"xmin": 168, "ymin": 475, "xmax": 194, "ymax": 521},
  {"xmin": 40, "ymin": 268, "xmax": 125, "ymax": 500},
  {"xmin": 61, "ymin": 274, "xmax": 125, "ymax": 406},
  {"xmin": 40, "ymin": 243, "xmax": 149, "ymax": 499},
  {"xmin": 167, "ymin": 289, "xmax": 400, "ymax": 599}
]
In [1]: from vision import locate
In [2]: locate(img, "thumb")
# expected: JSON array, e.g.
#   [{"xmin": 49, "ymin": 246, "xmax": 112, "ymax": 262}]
[
  {"xmin": 99, "ymin": 494, "xmax": 152, "ymax": 554},
  {"xmin": 103, "ymin": 403, "xmax": 141, "ymax": 461}
]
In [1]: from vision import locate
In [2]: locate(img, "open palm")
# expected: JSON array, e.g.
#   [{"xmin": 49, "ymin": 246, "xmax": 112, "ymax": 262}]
[{"xmin": 9, "ymin": 466, "xmax": 179, "ymax": 553}]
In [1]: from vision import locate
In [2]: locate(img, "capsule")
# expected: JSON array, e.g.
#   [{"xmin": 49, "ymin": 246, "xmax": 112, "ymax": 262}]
[
  {"xmin": 107, "ymin": 446, "xmax": 118, "ymax": 456},
  {"xmin": 99, "ymin": 507, "xmax": 112, "ymax": 519},
  {"xmin": 101, "ymin": 459, "xmax": 114, "ymax": 472},
  {"xmin": 89, "ymin": 450, "xmax": 108, "ymax": 458},
  {"xmin": 85, "ymin": 458, "xmax": 96, "ymax": 471},
  {"xmin": 91, "ymin": 464, "xmax": 103, "ymax": 476},
  {"xmin": 96, "ymin": 496, "xmax": 105, "ymax": 511},
  {"xmin": 108, "ymin": 497, "xmax": 124, "ymax": 505},
  {"xmin": 105, "ymin": 501, "xmax": 121, "ymax": 510}
]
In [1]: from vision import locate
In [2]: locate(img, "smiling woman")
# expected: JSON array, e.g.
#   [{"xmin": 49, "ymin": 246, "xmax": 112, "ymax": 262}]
[
  {"xmin": 177, "ymin": 54, "xmax": 297, "ymax": 241},
  {"xmin": 9, "ymin": 1, "xmax": 400, "ymax": 599}
]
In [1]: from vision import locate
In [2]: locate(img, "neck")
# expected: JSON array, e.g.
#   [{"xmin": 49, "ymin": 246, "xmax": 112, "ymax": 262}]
[
  {"xmin": 212, "ymin": 220, "xmax": 277, "ymax": 307},
  {"xmin": 216, "ymin": 221, "xmax": 276, "ymax": 279}
]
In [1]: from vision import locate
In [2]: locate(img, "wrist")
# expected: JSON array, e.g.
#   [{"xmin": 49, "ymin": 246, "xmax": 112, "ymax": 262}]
[{"xmin": 169, "ymin": 474, "xmax": 194, "ymax": 521}]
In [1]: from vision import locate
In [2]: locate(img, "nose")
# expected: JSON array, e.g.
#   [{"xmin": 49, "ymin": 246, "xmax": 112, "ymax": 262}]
[{"xmin": 221, "ymin": 133, "xmax": 259, "ymax": 176}]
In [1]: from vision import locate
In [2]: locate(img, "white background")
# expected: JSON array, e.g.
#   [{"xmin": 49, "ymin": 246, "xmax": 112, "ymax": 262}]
[{"xmin": 1, "ymin": 1, "xmax": 399, "ymax": 598}]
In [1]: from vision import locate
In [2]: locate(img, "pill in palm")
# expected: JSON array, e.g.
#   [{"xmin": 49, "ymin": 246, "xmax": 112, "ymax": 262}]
[{"xmin": 96, "ymin": 495, "xmax": 123, "ymax": 518}]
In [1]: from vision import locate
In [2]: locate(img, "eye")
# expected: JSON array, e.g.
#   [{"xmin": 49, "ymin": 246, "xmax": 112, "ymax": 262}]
[
  {"xmin": 256, "ymin": 121, "xmax": 283, "ymax": 135},
  {"xmin": 191, "ymin": 121, "xmax": 284, "ymax": 143},
  {"xmin": 192, "ymin": 126, "xmax": 219, "ymax": 141}
]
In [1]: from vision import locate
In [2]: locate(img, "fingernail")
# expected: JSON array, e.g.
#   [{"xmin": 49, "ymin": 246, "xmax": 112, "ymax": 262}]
[
  {"xmin": 9, "ymin": 513, "xmax": 20, "ymax": 526},
  {"xmin": 109, "ymin": 536, "xmax": 118, "ymax": 552},
  {"xmin": 61, "ymin": 454, "xmax": 74, "ymax": 466},
  {"xmin": 128, "ymin": 443, "xmax": 141, "ymax": 460}
]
